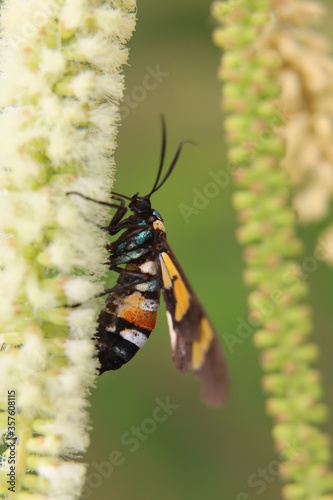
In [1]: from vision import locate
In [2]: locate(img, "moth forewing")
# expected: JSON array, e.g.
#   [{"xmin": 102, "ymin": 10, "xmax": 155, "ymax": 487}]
[{"xmin": 157, "ymin": 242, "xmax": 229, "ymax": 406}]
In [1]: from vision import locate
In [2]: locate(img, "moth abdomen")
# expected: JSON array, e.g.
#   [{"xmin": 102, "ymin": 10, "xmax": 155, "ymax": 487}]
[{"xmin": 97, "ymin": 260, "xmax": 160, "ymax": 373}]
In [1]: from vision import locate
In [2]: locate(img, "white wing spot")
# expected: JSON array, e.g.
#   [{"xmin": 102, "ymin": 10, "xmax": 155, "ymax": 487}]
[{"xmin": 166, "ymin": 311, "xmax": 177, "ymax": 350}]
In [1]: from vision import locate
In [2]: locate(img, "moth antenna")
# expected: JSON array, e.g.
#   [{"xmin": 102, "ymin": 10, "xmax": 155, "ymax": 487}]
[
  {"xmin": 148, "ymin": 115, "xmax": 167, "ymax": 197},
  {"xmin": 151, "ymin": 139, "xmax": 195, "ymax": 194}
]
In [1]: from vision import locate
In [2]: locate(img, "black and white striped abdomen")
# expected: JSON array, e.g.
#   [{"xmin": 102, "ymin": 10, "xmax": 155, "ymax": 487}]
[{"xmin": 97, "ymin": 259, "xmax": 160, "ymax": 372}]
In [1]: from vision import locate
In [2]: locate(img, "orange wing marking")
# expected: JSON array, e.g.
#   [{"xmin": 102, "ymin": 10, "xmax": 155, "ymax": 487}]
[{"xmin": 159, "ymin": 252, "xmax": 190, "ymax": 321}]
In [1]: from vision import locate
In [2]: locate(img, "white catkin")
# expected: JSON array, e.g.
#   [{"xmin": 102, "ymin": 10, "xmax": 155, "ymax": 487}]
[{"xmin": 0, "ymin": 0, "xmax": 136, "ymax": 497}]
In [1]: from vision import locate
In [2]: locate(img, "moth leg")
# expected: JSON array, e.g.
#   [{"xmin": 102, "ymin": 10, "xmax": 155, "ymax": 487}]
[
  {"xmin": 67, "ymin": 191, "xmax": 123, "ymax": 210},
  {"xmin": 66, "ymin": 190, "xmax": 149, "ymax": 236},
  {"xmin": 66, "ymin": 270, "xmax": 153, "ymax": 308},
  {"xmin": 104, "ymin": 199, "xmax": 128, "ymax": 235},
  {"xmin": 108, "ymin": 265, "xmax": 148, "ymax": 280},
  {"xmin": 66, "ymin": 191, "xmax": 131, "ymax": 233},
  {"xmin": 107, "ymin": 226, "xmax": 150, "ymax": 256},
  {"xmin": 102, "ymin": 274, "xmax": 154, "ymax": 296}
]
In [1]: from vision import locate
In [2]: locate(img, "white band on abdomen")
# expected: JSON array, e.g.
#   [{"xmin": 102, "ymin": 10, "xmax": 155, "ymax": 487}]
[{"xmin": 120, "ymin": 328, "xmax": 148, "ymax": 348}]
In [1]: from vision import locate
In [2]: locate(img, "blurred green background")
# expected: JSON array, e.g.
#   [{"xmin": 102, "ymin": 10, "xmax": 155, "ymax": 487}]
[{"xmin": 84, "ymin": 2, "xmax": 333, "ymax": 499}]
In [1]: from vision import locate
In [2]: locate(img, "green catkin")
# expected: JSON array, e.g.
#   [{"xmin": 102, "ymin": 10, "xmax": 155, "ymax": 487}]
[{"xmin": 212, "ymin": 1, "xmax": 333, "ymax": 498}]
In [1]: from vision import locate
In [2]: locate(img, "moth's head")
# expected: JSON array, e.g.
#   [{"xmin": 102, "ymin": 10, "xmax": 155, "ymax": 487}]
[
  {"xmin": 129, "ymin": 193, "xmax": 165, "ymax": 229},
  {"xmin": 129, "ymin": 194, "xmax": 152, "ymax": 214}
]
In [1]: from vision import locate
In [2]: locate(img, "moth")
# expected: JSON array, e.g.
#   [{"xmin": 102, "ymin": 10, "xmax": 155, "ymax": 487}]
[{"xmin": 70, "ymin": 120, "xmax": 229, "ymax": 406}]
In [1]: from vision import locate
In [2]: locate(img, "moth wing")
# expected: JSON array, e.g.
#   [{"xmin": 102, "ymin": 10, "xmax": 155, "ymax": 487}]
[{"xmin": 157, "ymin": 243, "xmax": 229, "ymax": 406}]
